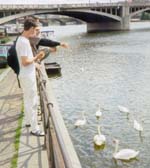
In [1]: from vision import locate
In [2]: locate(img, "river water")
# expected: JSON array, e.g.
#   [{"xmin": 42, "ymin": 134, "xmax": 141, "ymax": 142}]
[{"xmin": 45, "ymin": 22, "xmax": 150, "ymax": 168}]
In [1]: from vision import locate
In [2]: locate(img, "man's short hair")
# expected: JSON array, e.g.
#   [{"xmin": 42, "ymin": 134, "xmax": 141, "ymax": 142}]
[{"xmin": 24, "ymin": 18, "xmax": 37, "ymax": 31}]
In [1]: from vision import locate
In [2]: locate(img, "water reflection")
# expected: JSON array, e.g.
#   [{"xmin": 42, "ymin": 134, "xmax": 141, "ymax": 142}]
[{"xmin": 94, "ymin": 143, "xmax": 106, "ymax": 151}]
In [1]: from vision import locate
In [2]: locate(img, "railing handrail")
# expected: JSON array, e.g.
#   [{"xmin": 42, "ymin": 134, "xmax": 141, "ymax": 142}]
[{"xmin": 37, "ymin": 66, "xmax": 82, "ymax": 168}]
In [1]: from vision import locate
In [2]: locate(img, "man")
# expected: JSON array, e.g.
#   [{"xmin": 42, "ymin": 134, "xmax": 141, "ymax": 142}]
[
  {"xmin": 16, "ymin": 18, "xmax": 45, "ymax": 136},
  {"xmin": 30, "ymin": 25, "xmax": 68, "ymax": 56}
]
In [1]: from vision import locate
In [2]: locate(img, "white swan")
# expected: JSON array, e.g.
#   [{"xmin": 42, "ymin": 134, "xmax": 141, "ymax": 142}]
[
  {"xmin": 133, "ymin": 119, "xmax": 143, "ymax": 132},
  {"xmin": 113, "ymin": 139, "xmax": 139, "ymax": 161},
  {"xmin": 95, "ymin": 105, "xmax": 102, "ymax": 118},
  {"xmin": 118, "ymin": 105, "xmax": 130, "ymax": 114},
  {"xmin": 93, "ymin": 125, "xmax": 106, "ymax": 146},
  {"xmin": 74, "ymin": 112, "xmax": 86, "ymax": 127}
]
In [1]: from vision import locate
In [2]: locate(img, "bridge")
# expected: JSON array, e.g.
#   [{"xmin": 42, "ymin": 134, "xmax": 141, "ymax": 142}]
[{"xmin": 0, "ymin": 1, "xmax": 150, "ymax": 32}]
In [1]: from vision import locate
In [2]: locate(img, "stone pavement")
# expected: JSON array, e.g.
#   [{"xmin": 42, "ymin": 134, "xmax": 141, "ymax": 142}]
[
  {"xmin": 17, "ymin": 116, "xmax": 48, "ymax": 168},
  {"xmin": 0, "ymin": 69, "xmax": 48, "ymax": 168},
  {"xmin": 0, "ymin": 68, "xmax": 22, "ymax": 168}
]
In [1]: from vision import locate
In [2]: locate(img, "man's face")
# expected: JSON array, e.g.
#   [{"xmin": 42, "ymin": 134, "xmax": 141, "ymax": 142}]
[
  {"xmin": 28, "ymin": 27, "xmax": 36, "ymax": 37},
  {"xmin": 35, "ymin": 27, "xmax": 40, "ymax": 37}
]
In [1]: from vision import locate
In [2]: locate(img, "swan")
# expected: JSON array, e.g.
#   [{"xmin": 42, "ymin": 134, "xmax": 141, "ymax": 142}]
[
  {"xmin": 93, "ymin": 125, "xmax": 106, "ymax": 146},
  {"xmin": 95, "ymin": 105, "xmax": 102, "ymax": 118},
  {"xmin": 74, "ymin": 112, "xmax": 86, "ymax": 127},
  {"xmin": 113, "ymin": 139, "xmax": 139, "ymax": 161},
  {"xmin": 118, "ymin": 105, "xmax": 130, "ymax": 114},
  {"xmin": 133, "ymin": 119, "xmax": 143, "ymax": 132}
]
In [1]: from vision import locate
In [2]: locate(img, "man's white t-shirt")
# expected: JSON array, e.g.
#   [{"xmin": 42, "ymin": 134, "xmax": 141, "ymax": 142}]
[{"xmin": 16, "ymin": 36, "xmax": 35, "ymax": 78}]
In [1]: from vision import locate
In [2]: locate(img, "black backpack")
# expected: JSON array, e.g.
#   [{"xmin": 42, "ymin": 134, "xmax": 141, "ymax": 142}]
[{"xmin": 7, "ymin": 37, "xmax": 21, "ymax": 88}]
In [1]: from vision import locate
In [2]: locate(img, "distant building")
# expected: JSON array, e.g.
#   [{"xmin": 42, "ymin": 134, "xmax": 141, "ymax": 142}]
[{"xmin": 0, "ymin": 26, "xmax": 6, "ymax": 38}]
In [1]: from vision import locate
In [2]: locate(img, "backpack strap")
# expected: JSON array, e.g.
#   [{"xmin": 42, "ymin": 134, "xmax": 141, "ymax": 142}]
[
  {"xmin": 17, "ymin": 75, "xmax": 21, "ymax": 88},
  {"xmin": 15, "ymin": 36, "xmax": 21, "ymax": 88},
  {"xmin": 14, "ymin": 36, "xmax": 19, "ymax": 46}
]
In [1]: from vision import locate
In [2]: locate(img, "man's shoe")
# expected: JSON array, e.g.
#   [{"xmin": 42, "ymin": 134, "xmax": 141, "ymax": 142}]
[
  {"xmin": 30, "ymin": 130, "xmax": 45, "ymax": 137},
  {"xmin": 25, "ymin": 124, "xmax": 31, "ymax": 127}
]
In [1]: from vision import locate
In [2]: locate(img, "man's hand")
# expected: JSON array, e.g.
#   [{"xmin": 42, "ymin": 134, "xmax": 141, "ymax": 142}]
[
  {"xmin": 36, "ymin": 50, "xmax": 45, "ymax": 60},
  {"xmin": 60, "ymin": 42, "xmax": 69, "ymax": 49}
]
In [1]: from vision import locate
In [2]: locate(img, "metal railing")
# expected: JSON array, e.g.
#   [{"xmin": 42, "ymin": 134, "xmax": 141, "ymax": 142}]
[{"xmin": 36, "ymin": 66, "xmax": 82, "ymax": 168}]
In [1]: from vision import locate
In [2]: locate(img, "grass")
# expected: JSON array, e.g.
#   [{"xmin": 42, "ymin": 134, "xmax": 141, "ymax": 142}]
[
  {"xmin": 0, "ymin": 67, "xmax": 8, "ymax": 75},
  {"xmin": 0, "ymin": 69, "xmax": 5, "ymax": 75},
  {"xmin": 11, "ymin": 107, "xmax": 24, "ymax": 168},
  {"xmin": 0, "ymin": 36, "xmax": 11, "ymax": 44}
]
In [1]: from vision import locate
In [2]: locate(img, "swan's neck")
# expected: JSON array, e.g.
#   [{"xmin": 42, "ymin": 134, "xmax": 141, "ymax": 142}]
[
  {"xmin": 98, "ymin": 126, "xmax": 101, "ymax": 135},
  {"xmin": 114, "ymin": 141, "xmax": 119, "ymax": 154}
]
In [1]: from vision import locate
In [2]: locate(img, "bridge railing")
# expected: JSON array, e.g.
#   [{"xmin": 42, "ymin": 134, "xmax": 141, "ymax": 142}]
[
  {"xmin": 1, "ymin": 2, "xmax": 150, "ymax": 10},
  {"xmin": 36, "ymin": 66, "xmax": 82, "ymax": 168},
  {"xmin": 0, "ymin": 3, "xmax": 125, "ymax": 10}
]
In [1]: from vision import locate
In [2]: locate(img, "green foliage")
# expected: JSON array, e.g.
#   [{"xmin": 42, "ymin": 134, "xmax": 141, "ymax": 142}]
[
  {"xmin": 141, "ymin": 12, "xmax": 150, "ymax": 20},
  {"xmin": 11, "ymin": 107, "xmax": 24, "ymax": 168},
  {"xmin": 0, "ymin": 36, "xmax": 10, "ymax": 44}
]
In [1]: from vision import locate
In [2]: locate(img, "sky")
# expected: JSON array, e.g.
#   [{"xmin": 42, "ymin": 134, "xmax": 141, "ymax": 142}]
[{"xmin": 0, "ymin": 0, "xmax": 125, "ymax": 5}]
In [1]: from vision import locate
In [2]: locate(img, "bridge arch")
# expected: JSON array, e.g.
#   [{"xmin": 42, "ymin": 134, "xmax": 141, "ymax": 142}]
[
  {"xmin": 130, "ymin": 8, "xmax": 150, "ymax": 18},
  {"xmin": 54, "ymin": 10, "xmax": 122, "ymax": 23},
  {"xmin": 0, "ymin": 9, "xmax": 122, "ymax": 25},
  {"xmin": 0, "ymin": 9, "xmax": 123, "ymax": 32},
  {"xmin": 0, "ymin": 11, "xmax": 40, "ymax": 25}
]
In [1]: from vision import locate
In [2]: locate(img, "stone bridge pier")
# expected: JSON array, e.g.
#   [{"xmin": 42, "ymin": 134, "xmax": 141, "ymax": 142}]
[{"xmin": 87, "ymin": 4, "xmax": 130, "ymax": 32}]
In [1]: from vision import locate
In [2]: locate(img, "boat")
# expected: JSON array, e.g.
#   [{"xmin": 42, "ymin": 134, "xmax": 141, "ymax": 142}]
[{"xmin": 44, "ymin": 62, "xmax": 61, "ymax": 76}]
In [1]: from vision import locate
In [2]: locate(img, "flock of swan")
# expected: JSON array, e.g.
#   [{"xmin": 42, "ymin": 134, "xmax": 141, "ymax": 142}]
[{"xmin": 74, "ymin": 105, "xmax": 143, "ymax": 162}]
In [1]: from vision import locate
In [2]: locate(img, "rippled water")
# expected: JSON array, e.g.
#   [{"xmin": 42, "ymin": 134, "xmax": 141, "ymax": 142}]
[{"xmin": 46, "ymin": 22, "xmax": 150, "ymax": 168}]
